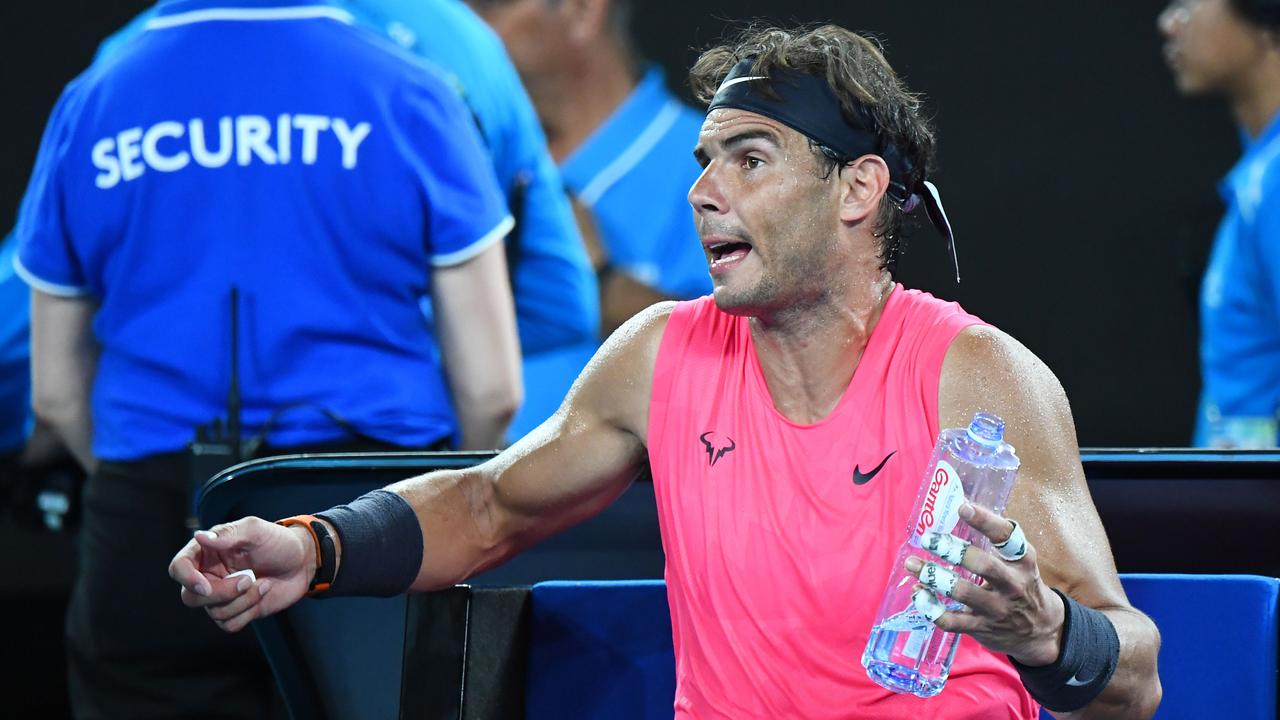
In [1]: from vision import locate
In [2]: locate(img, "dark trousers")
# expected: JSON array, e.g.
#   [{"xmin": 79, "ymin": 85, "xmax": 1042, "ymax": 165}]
[{"xmin": 66, "ymin": 438, "xmax": 426, "ymax": 720}]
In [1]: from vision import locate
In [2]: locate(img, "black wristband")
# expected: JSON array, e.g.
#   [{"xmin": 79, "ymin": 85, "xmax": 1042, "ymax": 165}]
[
  {"xmin": 1010, "ymin": 589, "xmax": 1121, "ymax": 712},
  {"xmin": 317, "ymin": 489, "xmax": 423, "ymax": 597},
  {"xmin": 311, "ymin": 520, "xmax": 336, "ymax": 591}
]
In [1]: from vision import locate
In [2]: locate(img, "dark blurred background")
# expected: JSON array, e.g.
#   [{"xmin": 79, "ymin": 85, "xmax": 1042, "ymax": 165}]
[{"xmin": 1, "ymin": 0, "xmax": 1233, "ymax": 450}]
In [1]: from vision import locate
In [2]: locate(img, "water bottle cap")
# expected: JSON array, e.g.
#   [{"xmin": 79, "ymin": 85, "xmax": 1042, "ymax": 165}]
[{"xmin": 966, "ymin": 412, "xmax": 1005, "ymax": 447}]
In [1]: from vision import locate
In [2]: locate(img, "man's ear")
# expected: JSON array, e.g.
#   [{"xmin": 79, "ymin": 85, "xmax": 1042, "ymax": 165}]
[
  {"xmin": 838, "ymin": 154, "xmax": 890, "ymax": 225},
  {"xmin": 563, "ymin": 0, "xmax": 611, "ymax": 44}
]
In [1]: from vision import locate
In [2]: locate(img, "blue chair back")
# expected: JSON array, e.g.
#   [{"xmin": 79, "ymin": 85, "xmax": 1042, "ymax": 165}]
[
  {"xmin": 524, "ymin": 576, "xmax": 1280, "ymax": 720},
  {"xmin": 1117, "ymin": 573, "xmax": 1278, "ymax": 720},
  {"xmin": 525, "ymin": 580, "xmax": 675, "ymax": 720}
]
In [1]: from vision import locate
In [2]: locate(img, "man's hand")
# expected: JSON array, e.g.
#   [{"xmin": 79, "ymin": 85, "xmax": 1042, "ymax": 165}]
[
  {"xmin": 168, "ymin": 517, "xmax": 315, "ymax": 632},
  {"xmin": 907, "ymin": 501, "xmax": 1066, "ymax": 666}
]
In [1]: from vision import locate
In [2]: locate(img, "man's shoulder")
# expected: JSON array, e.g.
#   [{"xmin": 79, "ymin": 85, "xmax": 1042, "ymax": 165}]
[
  {"xmin": 594, "ymin": 301, "xmax": 679, "ymax": 377},
  {"xmin": 940, "ymin": 324, "xmax": 1065, "ymax": 415},
  {"xmin": 889, "ymin": 285, "xmax": 986, "ymax": 338},
  {"xmin": 565, "ymin": 302, "xmax": 676, "ymax": 438},
  {"xmin": 606, "ymin": 301, "xmax": 680, "ymax": 351}
]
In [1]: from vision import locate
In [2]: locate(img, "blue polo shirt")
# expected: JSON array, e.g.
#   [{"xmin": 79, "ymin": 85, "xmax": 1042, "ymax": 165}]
[
  {"xmin": 95, "ymin": 0, "xmax": 598, "ymax": 358},
  {"xmin": 0, "ymin": 234, "xmax": 31, "ymax": 453},
  {"xmin": 342, "ymin": 0, "xmax": 598, "ymax": 355},
  {"xmin": 91, "ymin": 0, "xmax": 599, "ymax": 446},
  {"xmin": 505, "ymin": 66, "xmax": 711, "ymax": 439},
  {"xmin": 13, "ymin": 0, "xmax": 512, "ymax": 460},
  {"xmin": 1196, "ymin": 111, "xmax": 1280, "ymax": 447},
  {"xmin": 561, "ymin": 66, "xmax": 711, "ymax": 300}
]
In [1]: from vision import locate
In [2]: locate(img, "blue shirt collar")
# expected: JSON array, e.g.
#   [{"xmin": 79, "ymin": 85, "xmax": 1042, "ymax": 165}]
[
  {"xmin": 561, "ymin": 65, "xmax": 688, "ymax": 195},
  {"xmin": 1245, "ymin": 107, "xmax": 1280, "ymax": 150},
  {"xmin": 1222, "ymin": 109, "xmax": 1280, "ymax": 193},
  {"xmin": 1218, "ymin": 108, "xmax": 1280, "ymax": 221},
  {"xmin": 155, "ymin": 0, "xmax": 341, "ymax": 17}
]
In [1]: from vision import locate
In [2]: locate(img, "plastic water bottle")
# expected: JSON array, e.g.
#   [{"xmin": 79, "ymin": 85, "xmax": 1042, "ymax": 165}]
[{"xmin": 861, "ymin": 411, "xmax": 1020, "ymax": 697}]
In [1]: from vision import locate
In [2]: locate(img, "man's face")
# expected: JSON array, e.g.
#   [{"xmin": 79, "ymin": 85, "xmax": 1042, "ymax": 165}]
[
  {"xmin": 1159, "ymin": 0, "xmax": 1267, "ymax": 95},
  {"xmin": 469, "ymin": 0, "xmax": 569, "ymax": 92},
  {"xmin": 689, "ymin": 109, "xmax": 848, "ymax": 316}
]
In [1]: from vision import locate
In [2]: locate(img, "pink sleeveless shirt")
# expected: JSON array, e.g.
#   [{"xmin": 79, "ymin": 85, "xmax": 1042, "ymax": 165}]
[{"xmin": 647, "ymin": 285, "xmax": 1039, "ymax": 719}]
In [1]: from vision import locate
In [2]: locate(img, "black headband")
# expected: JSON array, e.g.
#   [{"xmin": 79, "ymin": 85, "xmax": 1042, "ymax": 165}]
[{"xmin": 707, "ymin": 58, "xmax": 959, "ymax": 281}]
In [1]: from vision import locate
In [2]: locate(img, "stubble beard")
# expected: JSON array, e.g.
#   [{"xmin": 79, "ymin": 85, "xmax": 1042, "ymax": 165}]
[{"xmin": 714, "ymin": 230, "xmax": 839, "ymax": 324}]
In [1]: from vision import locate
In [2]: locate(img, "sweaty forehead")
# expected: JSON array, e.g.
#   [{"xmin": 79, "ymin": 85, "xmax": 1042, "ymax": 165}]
[{"xmin": 697, "ymin": 108, "xmax": 804, "ymax": 149}]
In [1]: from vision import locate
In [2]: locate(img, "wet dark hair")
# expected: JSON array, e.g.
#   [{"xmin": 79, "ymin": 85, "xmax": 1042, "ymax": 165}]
[{"xmin": 689, "ymin": 23, "xmax": 936, "ymax": 276}]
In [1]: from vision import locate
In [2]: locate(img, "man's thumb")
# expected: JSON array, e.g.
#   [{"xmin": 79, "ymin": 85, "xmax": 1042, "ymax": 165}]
[{"xmin": 195, "ymin": 522, "xmax": 242, "ymax": 550}]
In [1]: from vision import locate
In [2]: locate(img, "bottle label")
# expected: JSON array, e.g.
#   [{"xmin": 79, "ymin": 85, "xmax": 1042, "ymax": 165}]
[
  {"xmin": 902, "ymin": 627, "xmax": 928, "ymax": 658},
  {"xmin": 914, "ymin": 459, "xmax": 965, "ymax": 541}
]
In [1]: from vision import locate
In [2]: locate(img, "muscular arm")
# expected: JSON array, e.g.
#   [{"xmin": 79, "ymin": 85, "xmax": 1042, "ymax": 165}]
[
  {"xmin": 432, "ymin": 241, "xmax": 523, "ymax": 450},
  {"xmin": 939, "ymin": 326, "xmax": 1161, "ymax": 719},
  {"xmin": 388, "ymin": 302, "xmax": 671, "ymax": 589},
  {"xmin": 172, "ymin": 303, "xmax": 672, "ymax": 629},
  {"xmin": 30, "ymin": 289, "xmax": 98, "ymax": 473}
]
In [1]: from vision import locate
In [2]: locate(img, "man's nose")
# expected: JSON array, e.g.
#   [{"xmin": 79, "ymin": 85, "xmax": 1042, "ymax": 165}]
[
  {"xmin": 1157, "ymin": 3, "xmax": 1187, "ymax": 37},
  {"xmin": 688, "ymin": 165, "xmax": 724, "ymax": 216}
]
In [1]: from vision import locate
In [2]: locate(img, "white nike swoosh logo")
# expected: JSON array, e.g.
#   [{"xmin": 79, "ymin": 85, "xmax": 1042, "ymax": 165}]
[{"xmin": 1065, "ymin": 673, "xmax": 1094, "ymax": 687}]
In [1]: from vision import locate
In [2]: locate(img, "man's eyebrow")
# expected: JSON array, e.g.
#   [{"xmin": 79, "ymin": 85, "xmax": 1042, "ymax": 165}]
[
  {"xmin": 721, "ymin": 129, "xmax": 781, "ymax": 151},
  {"xmin": 693, "ymin": 128, "xmax": 781, "ymax": 166}
]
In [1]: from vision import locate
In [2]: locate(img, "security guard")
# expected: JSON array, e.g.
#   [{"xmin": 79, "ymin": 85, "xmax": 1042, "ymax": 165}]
[
  {"xmin": 14, "ymin": 0, "xmax": 520, "ymax": 716},
  {"xmin": 95, "ymin": 0, "xmax": 602, "ymax": 444}
]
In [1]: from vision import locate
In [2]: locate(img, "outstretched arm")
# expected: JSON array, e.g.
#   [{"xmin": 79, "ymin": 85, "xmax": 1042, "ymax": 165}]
[
  {"xmin": 928, "ymin": 325, "xmax": 1161, "ymax": 719},
  {"xmin": 170, "ymin": 302, "xmax": 673, "ymax": 630},
  {"xmin": 392, "ymin": 301, "xmax": 670, "ymax": 589}
]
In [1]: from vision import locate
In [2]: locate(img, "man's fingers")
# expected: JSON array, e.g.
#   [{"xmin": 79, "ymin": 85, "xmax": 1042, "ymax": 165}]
[
  {"xmin": 920, "ymin": 531, "xmax": 970, "ymax": 566},
  {"xmin": 920, "ymin": 530, "xmax": 1013, "ymax": 589},
  {"xmin": 911, "ymin": 585, "xmax": 987, "ymax": 636},
  {"xmin": 907, "ymin": 558, "xmax": 1003, "ymax": 616},
  {"xmin": 178, "ymin": 571, "xmax": 251, "ymax": 608},
  {"xmin": 960, "ymin": 502, "xmax": 1016, "ymax": 545},
  {"xmin": 909, "ymin": 581, "xmax": 986, "ymax": 635},
  {"xmin": 179, "ymin": 585, "xmax": 206, "ymax": 608},
  {"xmin": 911, "ymin": 587, "xmax": 946, "ymax": 622},
  {"xmin": 194, "ymin": 521, "xmax": 246, "ymax": 552},
  {"xmin": 213, "ymin": 599, "xmax": 263, "ymax": 633},
  {"xmin": 992, "ymin": 520, "xmax": 1028, "ymax": 562},
  {"xmin": 168, "ymin": 541, "xmax": 214, "ymax": 599},
  {"xmin": 933, "ymin": 606, "xmax": 984, "ymax": 636},
  {"xmin": 206, "ymin": 579, "xmax": 269, "ymax": 624},
  {"xmin": 915, "ymin": 560, "xmax": 961, "ymax": 597}
]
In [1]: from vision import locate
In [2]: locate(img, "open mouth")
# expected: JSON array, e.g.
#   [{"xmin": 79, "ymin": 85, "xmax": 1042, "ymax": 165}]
[{"xmin": 707, "ymin": 240, "xmax": 753, "ymax": 271}]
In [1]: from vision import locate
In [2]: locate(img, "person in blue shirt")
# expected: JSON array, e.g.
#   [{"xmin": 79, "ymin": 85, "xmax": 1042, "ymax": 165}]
[
  {"xmin": 14, "ymin": 0, "xmax": 520, "ymax": 715},
  {"xmin": 470, "ymin": 0, "xmax": 712, "ymax": 436},
  {"xmin": 2, "ymin": 234, "xmax": 74, "ymax": 531},
  {"xmin": 94, "ymin": 0, "xmax": 599, "ymax": 444},
  {"xmin": 1, "ymin": 232, "xmax": 70, "ymax": 512},
  {"xmin": 0, "ymin": 234, "xmax": 31, "ymax": 455},
  {"xmin": 1158, "ymin": 0, "xmax": 1280, "ymax": 447}
]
